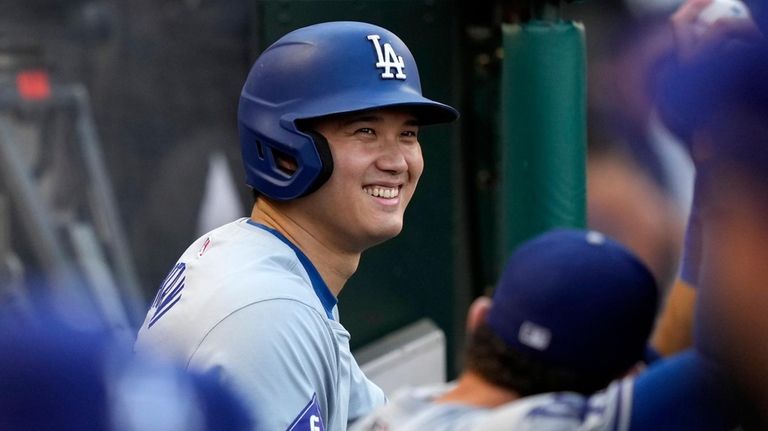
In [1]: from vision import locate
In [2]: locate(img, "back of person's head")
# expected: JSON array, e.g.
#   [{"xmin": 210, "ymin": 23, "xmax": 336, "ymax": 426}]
[
  {"xmin": 465, "ymin": 228, "xmax": 659, "ymax": 396},
  {"xmin": 238, "ymin": 20, "xmax": 458, "ymax": 202},
  {"xmin": 0, "ymin": 292, "xmax": 252, "ymax": 431}
]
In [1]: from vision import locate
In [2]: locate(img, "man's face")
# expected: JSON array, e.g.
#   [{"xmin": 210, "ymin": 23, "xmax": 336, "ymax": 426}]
[{"xmin": 287, "ymin": 107, "xmax": 424, "ymax": 253}]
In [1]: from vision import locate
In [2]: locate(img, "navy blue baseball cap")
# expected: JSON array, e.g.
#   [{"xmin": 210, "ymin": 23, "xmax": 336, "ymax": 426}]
[{"xmin": 486, "ymin": 228, "xmax": 659, "ymax": 378}]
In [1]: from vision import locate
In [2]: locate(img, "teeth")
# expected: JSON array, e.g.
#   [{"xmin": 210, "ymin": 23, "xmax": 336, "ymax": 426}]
[{"xmin": 364, "ymin": 186, "xmax": 399, "ymax": 198}]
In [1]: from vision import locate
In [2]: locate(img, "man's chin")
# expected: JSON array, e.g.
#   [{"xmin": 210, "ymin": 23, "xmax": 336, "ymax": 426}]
[{"xmin": 367, "ymin": 224, "xmax": 404, "ymax": 247}]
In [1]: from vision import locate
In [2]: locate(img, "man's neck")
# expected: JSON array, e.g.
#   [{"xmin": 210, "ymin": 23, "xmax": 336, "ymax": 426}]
[
  {"xmin": 436, "ymin": 371, "xmax": 520, "ymax": 408},
  {"xmin": 250, "ymin": 200, "xmax": 360, "ymax": 296}
]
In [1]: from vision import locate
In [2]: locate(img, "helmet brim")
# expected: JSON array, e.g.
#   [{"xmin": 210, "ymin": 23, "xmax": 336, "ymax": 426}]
[{"xmin": 291, "ymin": 89, "xmax": 459, "ymax": 126}]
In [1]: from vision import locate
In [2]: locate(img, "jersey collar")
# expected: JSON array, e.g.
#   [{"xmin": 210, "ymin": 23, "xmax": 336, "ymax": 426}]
[{"xmin": 246, "ymin": 219, "xmax": 337, "ymax": 320}]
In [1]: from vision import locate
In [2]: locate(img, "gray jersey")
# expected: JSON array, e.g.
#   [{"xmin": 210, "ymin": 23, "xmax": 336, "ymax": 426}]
[
  {"xmin": 135, "ymin": 218, "xmax": 385, "ymax": 431},
  {"xmin": 352, "ymin": 350, "xmax": 739, "ymax": 431},
  {"xmin": 349, "ymin": 380, "xmax": 634, "ymax": 431},
  {"xmin": 473, "ymin": 380, "xmax": 633, "ymax": 431},
  {"xmin": 348, "ymin": 383, "xmax": 488, "ymax": 431}
]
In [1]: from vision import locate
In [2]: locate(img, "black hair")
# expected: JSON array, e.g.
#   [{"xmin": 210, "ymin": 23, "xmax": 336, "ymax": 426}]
[{"xmin": 464, "ymin": 324, "xmax": 624, "ymax": 396}]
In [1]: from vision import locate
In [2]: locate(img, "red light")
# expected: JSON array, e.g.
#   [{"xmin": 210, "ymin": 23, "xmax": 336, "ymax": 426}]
[{"xmin": 16, "ymin": 70, "xmax": 51, "ymax": 100}]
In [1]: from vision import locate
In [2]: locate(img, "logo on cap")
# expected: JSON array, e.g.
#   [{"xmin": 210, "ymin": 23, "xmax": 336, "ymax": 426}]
[
  {"xmin": 586, "ymin": 231, "xmax": 606, "ymax": 245},
  {"xmin": 367, "ymin": 34, "xmax": 406, "ymax": 80},
  {"xmin": 518, "ymin": 321, "xmax": 551, "ymax": 351}
]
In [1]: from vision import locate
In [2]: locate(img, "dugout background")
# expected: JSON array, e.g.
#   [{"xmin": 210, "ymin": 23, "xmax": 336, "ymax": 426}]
[{"xmin": 0, "ymin": 0, "xmax": 689, "ymax": 379}]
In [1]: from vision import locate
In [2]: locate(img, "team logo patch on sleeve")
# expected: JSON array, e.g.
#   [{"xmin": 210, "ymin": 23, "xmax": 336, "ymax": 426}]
[
  {"xmin": 147, "ymin": 262, "xmax": 186, "ymax": 328},
  {"xmin": 287, "ymin": 393, "xmax": 325, "ymax": 431},
  {"xmin": 198, "ymin": 236, "xmax": 212, "ymax": 257}
]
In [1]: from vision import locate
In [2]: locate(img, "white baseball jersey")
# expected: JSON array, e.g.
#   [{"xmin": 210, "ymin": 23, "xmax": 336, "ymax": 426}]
[{"xmin": 135, "ymin": 218, "xmax": 386, "ymax": 431}]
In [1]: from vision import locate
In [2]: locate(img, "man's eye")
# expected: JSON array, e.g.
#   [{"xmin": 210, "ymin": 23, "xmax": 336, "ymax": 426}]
[
  {"xmin": 402, "ymin": 130, "xmax": 418, "ymax": 138},
  {"xmin": 356, "ymin": 127, "xmax": 375, "ymax": 135}
]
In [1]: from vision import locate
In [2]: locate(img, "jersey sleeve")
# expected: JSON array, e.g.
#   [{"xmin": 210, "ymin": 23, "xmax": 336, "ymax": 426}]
[
  {"xmin": 629, "ymin": 349, "xmax": 740, "ymax": 431},
  {"xmin": 187, "ymin": 298, "xmax": 339, "ymax": 431}
]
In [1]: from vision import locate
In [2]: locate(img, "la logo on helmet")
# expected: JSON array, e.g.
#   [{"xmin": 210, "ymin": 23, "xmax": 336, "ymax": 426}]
[{"xmin": 367, "ymin": 34, "xmax": 406, "ymax": 80}]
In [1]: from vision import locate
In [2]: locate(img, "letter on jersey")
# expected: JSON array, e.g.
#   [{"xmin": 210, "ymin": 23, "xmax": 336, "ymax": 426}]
[
  {"xmin": 148, "ymin": 262, "xmax": 186, "ymax": 328},
  {"xmin": 287, "ymin": 393, "xmax": 325, "ymax": 431}
]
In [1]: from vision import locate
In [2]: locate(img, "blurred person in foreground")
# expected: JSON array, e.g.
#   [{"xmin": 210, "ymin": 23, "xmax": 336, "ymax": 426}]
[
  {"xmin": 657, "ymin": 33, "xmax": 768, "ymax": 428},
  {"xmin": 0, "ymin": 291, "xmax": 252, "ymax": 431},
  {"xmin": 650, "ymin": 0, "xmax": 767, "ymax": 358}
]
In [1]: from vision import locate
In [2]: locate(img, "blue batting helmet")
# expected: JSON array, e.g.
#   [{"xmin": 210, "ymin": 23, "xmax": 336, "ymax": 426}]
[{"xmin": 238, "ymin": 21, "xmax": 459, "ymax": 201}]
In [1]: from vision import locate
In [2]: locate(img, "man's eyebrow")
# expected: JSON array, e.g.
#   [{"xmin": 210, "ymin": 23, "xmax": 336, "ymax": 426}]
[
  {"xmin": 340, "ymin": 114, "xmax": 420, "ymax": 127},
  {"xmin": 340, "ymin": 114, "xmax": 381, "ymax": 126}
]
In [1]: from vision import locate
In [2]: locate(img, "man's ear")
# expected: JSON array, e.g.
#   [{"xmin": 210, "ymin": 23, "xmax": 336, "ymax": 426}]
[{"xmin": 466, "ymin": 296, "xmax": 492, "ymax": 333}]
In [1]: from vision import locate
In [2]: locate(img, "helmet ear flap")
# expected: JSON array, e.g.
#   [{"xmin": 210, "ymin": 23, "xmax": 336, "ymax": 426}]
[
  {"xmin": 239, "ymin": 123, "xmax": 330, "ymax": 201},
  {"xmin": 296, "ymin": 130, "xmax": 334, "ymax": 197}
]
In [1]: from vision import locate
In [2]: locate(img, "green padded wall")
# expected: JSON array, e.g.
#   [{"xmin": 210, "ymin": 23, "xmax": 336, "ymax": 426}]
[{"xmin": 499, "ymin": 20, "xmax": 587, "ymax": 263}]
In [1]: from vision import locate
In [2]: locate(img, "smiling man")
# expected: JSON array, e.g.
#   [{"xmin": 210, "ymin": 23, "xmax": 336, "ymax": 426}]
[{"xmin": 134, "ymin": 21, "xmax": 458, "ymax": 431}]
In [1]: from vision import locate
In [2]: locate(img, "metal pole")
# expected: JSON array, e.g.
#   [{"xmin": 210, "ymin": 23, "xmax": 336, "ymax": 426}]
[
  {"xmin": 0, "ymin": 116, "xmax": 71, "ymax": 274},
  {"xmin": 69, "ymin": 85, "xmax": 145, "ymax": 325}
]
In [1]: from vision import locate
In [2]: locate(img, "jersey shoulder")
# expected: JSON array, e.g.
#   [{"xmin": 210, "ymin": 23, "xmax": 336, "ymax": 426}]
[
  {"xmin": 470, "ymin": 381, "xmax": 634, "ymax": 431},
  {"xmin": 135, "ymin": 219, "xmax": 329, "ymax": 361}
]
